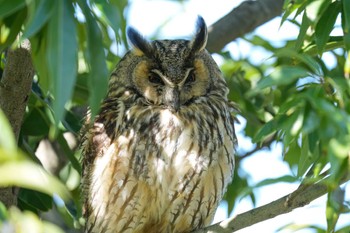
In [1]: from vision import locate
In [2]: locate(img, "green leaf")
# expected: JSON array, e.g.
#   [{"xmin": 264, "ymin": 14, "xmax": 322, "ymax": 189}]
[
  {"xmin": 72, "ymin": 73, "xmax": 89, "ymax": 105},
  {"xmin": 21, "ymin": 107, "xmax": 50, "ymax": 136},
  {"xmin": 255, "ymin": 66, "xmax": 309, "ymax": 90},
  {"xmin": 0, "ymin": 0, "xmax": 26, "ymax": 18},
  {"xmin": 0, "ymin": 201, "xmax": 8, "ymax": 221},
  {"xmin": 0, "ymin": 8, "xmax": 27, "ymax": 52},
  {"xmin": 274, "ymin": 49, "xmax": 323, "ymax": 76},
  {"xmin": 302, "ymin": 109, "xmax": 320, "ymax": 134},
  {"xmin": 78, "ymin": 0, "xmax": 108, "ymax": 117},
  {"xmin": 0, "ymin": 109, "xmax": 16, "ymax": 152},
  {"xmin": 328, "ymin": 136, "xmax": 350, "ymax": 179},
  {"xmin": 94, "ymin": 0, "xmax": 122, "ymax": 42},
  {"xmin": 327, "ymin": 188, "xmax": 345, "ymax": 232},
  {"xmin": 305, "ymin": 0, "xmax": 330, "ymax": 22},
  {"xmin": 253, "ymin": 175, "xmax": 298, "ymax": 188},
  {"xmin": 241, "ymin": 175, "xmax": 299, "ymax": 200},
  {"xmin": 315, "ymin": 1, "xmax": 341, "ymax": 54},
  {"xmin": 5, "ymin": 208, "xmax": 65, "ymax": 233},
  {"xmin": 23, "ymin": 0, "xmax": 54, "ymax": 38},
  {"xmin": 57, "ymin": 132, "xmax": 81, "ymax": 173},
  {"xmin": 298, "ymin": 135, "xmax": 318, "ymax": 177},
  {"xmin": 0, "ymin": 160, "xmax": 70, "ymax": 200},
  {"xmin": 295, "ymin": 11, "xmax": 311, "ymax": 51},
  {"xmin": 46, "ymin": 0, "xmax": 77, "ymax": 123},
  {"xmin": 342, "ymin": 0, "xmax": 350, "ymax": 50},
  {"xmin": 253, "ymin": 117, "xmax": 279, "ymax": 143},
  {"xmin": 18, "ymin": 188, "xmax": 53, "ymax": 212},
  {"xmin": 281, "ymin": 0, "xmax": 307, "ymax": 26},
  {"xmin": 284, "ymin": 141, "xmax": 301, "ymax": 169}
]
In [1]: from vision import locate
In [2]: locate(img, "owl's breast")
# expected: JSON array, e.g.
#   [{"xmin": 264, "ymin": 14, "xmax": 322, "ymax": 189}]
[{"xmin": 86, "ymin": 101, "xmax": 235, "ymax": 233}]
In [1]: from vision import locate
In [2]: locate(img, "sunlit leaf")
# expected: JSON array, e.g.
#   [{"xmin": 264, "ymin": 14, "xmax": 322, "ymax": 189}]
[
  {"xmin": 30, "ymin": 33, "xmax": 50, "ymax": 94},
  {"xmin": 0, "ymin": 109, "xmax": 16, "ymax": 152},
  {"xmin": 304, "ymin": 0, "xmax": 330, "ymax": 22},
  {"xmin": 253, "ymin": 117, "xmax": 278, "ymax": 143},
  {"xmin": 0, "ymin": 160, "xmax": 70, "ymax": 200},
  {"xmin": 94, "ymin": 0, "xmax": 122, "ymax": 42},
  {"xmin": 295, "ymin": 11, "xmax": 311, "ymax": 51},
  {"xmin": 328, "ymin": 136, "xmax": 350, "ymax": 179},
  {"xmin": 241, "ymin": 175, "xmax": 299, "ymax": 200},
  {"xmin": 255, "ymin": 66, "xmax": 309, "ymax": 90},
  {"xmin": 298, "ymin": 135, "xmax": 318, "ymax": 177},
  {"xmin": 1, "ymin": 207, "xmax": 65, "ymax": 233},
  {"xmin": 47, "ymin": 0, "xmax": 77, "ymax": 123},
  {"xmin": 0, "ymin": 8, "xmax": 27, "ymax": 52},
  {"xmin": 0, "ymin": 201, "xmax": 8, "ymax": 221},
  {"xmin": 327, "ymin": 188, "xmax": 345, "ymax": 232}
]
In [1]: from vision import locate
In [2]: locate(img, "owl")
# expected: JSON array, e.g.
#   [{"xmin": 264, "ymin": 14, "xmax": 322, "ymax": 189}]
[{"xmin": 80, "ymin": 16, "xmax": 237, "ymax": 233}]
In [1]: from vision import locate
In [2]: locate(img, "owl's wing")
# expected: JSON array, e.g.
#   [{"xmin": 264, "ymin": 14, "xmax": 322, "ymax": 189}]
[{"xmin": 80, "ymin": 98, "xmax": 124, "ymax": 177}]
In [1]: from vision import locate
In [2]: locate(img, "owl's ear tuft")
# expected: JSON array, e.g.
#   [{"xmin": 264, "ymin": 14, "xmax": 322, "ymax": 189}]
[
  {"xmin": 190, "ymin": 16, "xmax": 208, "ymax": 53},
  {"xmin": 127, "ymin": 27, "xmax": 153, "ymax": 57}
]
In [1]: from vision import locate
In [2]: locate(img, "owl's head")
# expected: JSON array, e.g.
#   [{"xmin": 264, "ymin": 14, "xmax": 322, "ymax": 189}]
[{"xmin": 109, "ymin": 16, "xmax": 227, "ymax": 112}]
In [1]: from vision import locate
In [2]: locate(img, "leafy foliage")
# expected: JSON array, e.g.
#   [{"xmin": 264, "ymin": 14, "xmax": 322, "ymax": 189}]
[
  {"xmin": 0, "ymin": 0, "xmax": 349, "ymax": 232},
  {"xmin": 221, "ymin": 0, "xmax": 350, "ymax": 231}
]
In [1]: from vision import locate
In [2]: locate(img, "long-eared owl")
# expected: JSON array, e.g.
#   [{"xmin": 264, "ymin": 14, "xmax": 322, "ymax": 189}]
[{"xmin": 80, "ymin": 16, "xmax": 237, "ymax": 233}]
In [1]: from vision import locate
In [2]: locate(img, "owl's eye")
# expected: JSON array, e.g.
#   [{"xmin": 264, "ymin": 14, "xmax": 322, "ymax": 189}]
[
  {"xmin": 148, "ymin": 72, "xmax": 164, "ymax": 85},
  {"xmin": 185, "ymin": 70, "xmax": 196, "ymax": 84}
]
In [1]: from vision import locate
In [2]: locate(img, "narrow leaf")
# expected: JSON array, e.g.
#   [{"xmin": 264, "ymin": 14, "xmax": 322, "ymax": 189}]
[
  {"xmin": 255, "ymin": 66, "xmax": 309, "ymax": 90},
  {"xmin": 94, "ymin": 0, "xmax": 122, "ymax": 42},
  {"xmin": 18, "ymin": 188, "xmax": 53, "ymax": 212},
  {"xmin": 23, "ymin": 0, "xmax": 54, "ymax": 38},
  {"xmin": 295, "ymin": 11, "xmax": 311, "ymax": 51},
  {"xmin": 57, "ymin": 132, "xmax": 81, "ymax": 173},
  {"xmin": 79, "ymin": 0, "xmax": 108, "ymax": 117},
  {"xmin": 47, "ymin": 0, "xmax": 77, "ymax": 122},
  {"xmin": 274, "ymin": 49, "xmax": 323, "ymax": 76},
  {"xmin": 315, "ymin": 1, "xmax": 341, "ymax": 54},
  {"xmin": 0, "ymin": 109, "xmax": 16, "ymax": 152},
  {"xmin": 0, "ymin": 0, "xmax": 26, "ymax": 18},
  {"xmin": 253, "ymin": 117, "xmax": 280, "ymax": 143},
  {"xmin": 0, "ymin": 160, "xmax": 70, "ymax": 200},
  {"xmin": 0, "ymin": 8, "xmax": 27, "ymax": 52},
  {"xmin": 342, "ymin": 0, "xmax": 350, "ymax": 50},
  {"xmin": 298, "ymin": 135, "xmax": 317, "ymax": 176}
]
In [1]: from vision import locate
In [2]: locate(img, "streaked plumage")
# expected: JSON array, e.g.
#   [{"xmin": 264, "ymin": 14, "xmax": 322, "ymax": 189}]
[{"xmin": 80, "ymin": 16, "xmax": 237, "ymax": 233}]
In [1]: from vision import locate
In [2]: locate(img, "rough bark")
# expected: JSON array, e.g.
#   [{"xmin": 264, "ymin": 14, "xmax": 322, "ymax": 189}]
[
  {"xmin": 207, "ymin": 0, "xmax": 284, "ymax": 53},
  {"xmin": 0, "ymin": 44, "xmax": 34, "ymax": 207}
]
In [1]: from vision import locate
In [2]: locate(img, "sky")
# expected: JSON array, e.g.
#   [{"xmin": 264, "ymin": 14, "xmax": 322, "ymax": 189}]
[{"xmin": 126, "ymin": 1, "xmax": 350, "ymax": 232}]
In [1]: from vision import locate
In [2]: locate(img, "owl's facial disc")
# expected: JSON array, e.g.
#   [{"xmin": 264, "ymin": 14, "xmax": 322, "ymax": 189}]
[
  {"xmin": 147, "ymin": 68, "xmax": 195, "ymax": 112},
  {"xmin": 128, "ymin": 16, "xmax": 210, "ymax": 111}
]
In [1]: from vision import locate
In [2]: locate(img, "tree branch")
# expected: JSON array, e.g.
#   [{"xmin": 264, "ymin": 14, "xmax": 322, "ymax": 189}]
[
  {"xmin": 193, "ymin": 177, "xmax": 350, "ymax": 233},
  {"xmin": 207, "ymin": 0, "xmax": 284, "ymax": 53},
  {"xmin": 0, "ymin": 43, "xmax": 34, "ymax": 207}
]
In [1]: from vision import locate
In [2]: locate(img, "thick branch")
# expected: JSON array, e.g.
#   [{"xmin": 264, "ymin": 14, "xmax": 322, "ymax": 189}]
[
  {"xmin": 0, "ymin": 47, "xmax": 34, "ymax": 141},
  {"xmin": 207, "ymin": 0, "xmax": 284, "ymax": 53},
  {"xmin": 0, "ymin": 45, "xmax": 34, "ymax": 207},
  {"xmin": 193, "ymin": 178, "xmax": 350, "ymax": 233}
]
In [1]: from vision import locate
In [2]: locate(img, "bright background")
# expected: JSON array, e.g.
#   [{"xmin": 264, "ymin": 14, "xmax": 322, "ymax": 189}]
[{"xmin": 125, "ymin": 0, "xmax": 350, "ymax": 232}]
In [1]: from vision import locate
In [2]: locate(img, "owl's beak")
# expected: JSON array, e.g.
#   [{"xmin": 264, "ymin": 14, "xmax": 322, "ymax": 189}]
[{"xmin": 165, "ymin": 88, "xmax": 180, "ymax": 112}]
